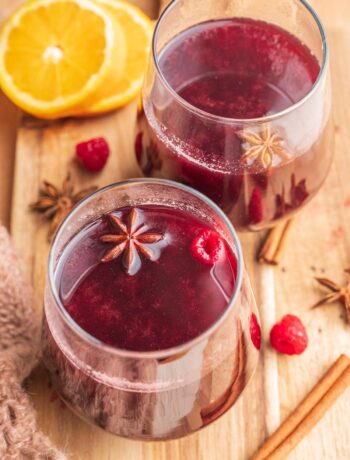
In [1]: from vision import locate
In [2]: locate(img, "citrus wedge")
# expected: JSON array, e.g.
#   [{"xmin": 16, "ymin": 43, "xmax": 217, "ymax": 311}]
[
  {"xmin": 77, "ymin": 0, "xmax": 153, "ymax": 115},
  {"xmin": 0, "ymin": 0, "xmax": 126, "ymax": 118}
]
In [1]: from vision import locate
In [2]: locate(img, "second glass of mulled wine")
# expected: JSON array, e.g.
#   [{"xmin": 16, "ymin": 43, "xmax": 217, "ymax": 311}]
[
  {"xmin": 136, "ymin": 0, "xmax": 332, "ymax": 230},
  {"xmin": 42, "ymin": 179, "xmax": 260, "ymax": 440}
]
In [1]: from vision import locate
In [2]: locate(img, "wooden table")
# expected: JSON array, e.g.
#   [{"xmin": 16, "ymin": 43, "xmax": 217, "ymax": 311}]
[{"xmin": 1, "ymin": 0, "xmax": 350, "ymax": 458}]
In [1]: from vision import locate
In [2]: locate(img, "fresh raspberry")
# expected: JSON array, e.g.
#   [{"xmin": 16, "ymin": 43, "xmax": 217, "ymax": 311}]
[
  {"xmin": 134, "ymin": 132, "xmax": 143, "ymax": 162},
  {"xmin": 76, "ymin": 137, "xmax": 110, "ymax": 172},
  {"xmin": 250, "ymin": 313, "xmax": 261, "ymax": 350},
  {"xmin": 270, "ymin": 314, "xmax": 308, "ymax": 355},
  {"xmin": 248, "ymin": 187, "xmax": 263, "ymax": 224},
  {"xmin": 191, "ymin": 229, "xmax": 225, "ymax": 265}
]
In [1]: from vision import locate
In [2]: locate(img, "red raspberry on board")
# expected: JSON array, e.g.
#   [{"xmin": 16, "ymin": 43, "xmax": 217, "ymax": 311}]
[
  {"xmin": 250, "ymin": 313, "xmax": 261, "ymax": 350},
  {"xmin": 76, "ymin": 137, "xmax": 110, "ymax": 172},
  {"xmin": 270, "ymin": 314, "xmax": 308, "ymax": 355},
  {"xmin": 191, "ymin": 229, "xmax": 225, "ymax": 265}
]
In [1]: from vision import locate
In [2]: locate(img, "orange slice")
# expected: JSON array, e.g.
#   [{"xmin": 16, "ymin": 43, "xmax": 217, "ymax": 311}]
[
  {"xmin": 77, "ymin": 0, "xmax": 153, "ymax": 115},
  {"xmin": 0, "ymin": 0, "xmax": 126, "ymax": 118}
]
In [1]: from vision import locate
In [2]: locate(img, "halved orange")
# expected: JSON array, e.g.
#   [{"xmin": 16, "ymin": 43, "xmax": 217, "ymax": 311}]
[
  {"xmin": 77, "ymin": 0, "xmax": 153, "ymax": 115},
  {"xmin": 0, "ymin": 0, "xmax": 126, "ymax": 118}
]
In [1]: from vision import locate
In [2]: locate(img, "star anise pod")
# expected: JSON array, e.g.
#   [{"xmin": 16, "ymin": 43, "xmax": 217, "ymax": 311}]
[
  {"xmin": 100, "ymin": 208, "xmax": 164, "ymax": 276},
  {"xmin": 239, "ymin": 124, "xmax": 289, "ymax": 169},
  {"xmin": 30, "ymin": 174, "xmax": 97, "ymax": 239},
  {"xmin": 312, "ymin": 272, "xmax": 350, "ymax": 324}
]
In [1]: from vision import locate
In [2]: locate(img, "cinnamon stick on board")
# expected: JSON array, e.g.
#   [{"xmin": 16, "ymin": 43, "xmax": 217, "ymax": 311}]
[
  {"xmin": 251, "ymin": 354, "xmax": 350, "ymax": 460},
  {"xmin": 258, "ymin": 219, "xmax": 294, "ymax": 265}
]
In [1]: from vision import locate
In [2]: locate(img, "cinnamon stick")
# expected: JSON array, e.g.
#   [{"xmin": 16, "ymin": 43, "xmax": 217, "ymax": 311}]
[
  {"xmin": 251, "ymin": 354, "xmax": 350, "ymax": 460},
  {"xmin": 258, "ymin": 219, "xmax": 294, "ymax": 265}
]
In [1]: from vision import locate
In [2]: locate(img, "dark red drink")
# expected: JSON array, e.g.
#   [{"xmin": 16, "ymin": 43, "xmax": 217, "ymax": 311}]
[
  {"xmin": 56, "ymin": 205, "xmax": 237, "ymax": 351},
  {"xmin": 42, "ymin": 180, "xmax": 259, "ymax": 440},
  {"xmin": 137, "ymin": 18, "xmax": 332, "ymax": 229}
]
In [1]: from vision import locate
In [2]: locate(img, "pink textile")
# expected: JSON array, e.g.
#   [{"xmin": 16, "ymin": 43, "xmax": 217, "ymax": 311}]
[{"xmin": 0, "ymin": 226, "xmax": 65, "ymax": 459}]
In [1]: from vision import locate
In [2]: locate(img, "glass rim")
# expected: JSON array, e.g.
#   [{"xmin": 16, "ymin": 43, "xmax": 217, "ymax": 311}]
[
  {"xmin": 48, "ymin": 178, "xmax": 244, "ymax": 360},
  {"xmin": 152, "ymin": 0, "xmax": 329, "ymax": 125}
]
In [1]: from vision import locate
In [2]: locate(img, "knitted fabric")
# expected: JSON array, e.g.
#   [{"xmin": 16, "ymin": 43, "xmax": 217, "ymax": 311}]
[{"xmin": 0, "ymin": 226, "xmax": 65, "ymax": 459}]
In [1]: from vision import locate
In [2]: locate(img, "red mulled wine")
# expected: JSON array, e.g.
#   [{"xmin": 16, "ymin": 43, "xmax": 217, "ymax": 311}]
[
  {"xmin": 138, "ymin": 17, "xmax": 332, "ymax": 229},
  {"xmin": 56, "ymin": 205, "xmax": 237, "ymax": 351},
  {"xmin": 160, "ymin": 19, "xmax": 319, "ymax": 119},
  {"xmin": 42, "ymin": 180, "xmax": 260, "ymax": 439}
]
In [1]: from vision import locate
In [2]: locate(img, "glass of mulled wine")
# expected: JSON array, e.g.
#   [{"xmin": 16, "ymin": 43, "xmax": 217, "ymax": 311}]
[
  {"xmin": 136, "ymin": 0, "xmax": 332, "ymax": 230},
  {"xmin": 42, "ymin": 179, "xmax": 260, "ymax": 440}
]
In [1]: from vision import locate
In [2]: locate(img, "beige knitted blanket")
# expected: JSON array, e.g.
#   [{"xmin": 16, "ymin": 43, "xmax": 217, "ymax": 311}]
[{"xmin": 0, "ymin": 226, "xmax": 65, "ymax": 459}]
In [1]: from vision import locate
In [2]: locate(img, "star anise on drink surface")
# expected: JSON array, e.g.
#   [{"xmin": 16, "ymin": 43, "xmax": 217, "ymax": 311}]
[
  {"xmin": 30, "ymin": 174, "xmax": 97, "ymax": 239},
  {"xmin": 239, "ymin": 124, "xmax": 289, "ymax": 169},
  {"xmin": 100, "ymin": 208, "xmax": 164, "ymax": 276},
  {"xmin": 312, "ymin": 270, "xmax": 350, "ymax": 324}
]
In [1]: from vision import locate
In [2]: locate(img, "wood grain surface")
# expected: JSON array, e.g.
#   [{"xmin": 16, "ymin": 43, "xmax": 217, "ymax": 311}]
[{"xmin": 1, "ymin": 0, "xmax": 350, "ymax": 459}]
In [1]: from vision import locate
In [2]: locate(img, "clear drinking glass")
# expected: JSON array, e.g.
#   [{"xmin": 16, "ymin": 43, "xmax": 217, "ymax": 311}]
[
  {"xmin": 136, "ymin": 0, "xmax": 332, "ymax": 231},
  {"xmin": 42, "ymin": 179, "xmax": 260, "ymax": 440}
]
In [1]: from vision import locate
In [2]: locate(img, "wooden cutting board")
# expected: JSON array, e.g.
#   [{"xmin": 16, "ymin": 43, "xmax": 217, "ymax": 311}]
[{"xmin": 3, "ymin": 0, "xmax": 350, "ymax": 458}]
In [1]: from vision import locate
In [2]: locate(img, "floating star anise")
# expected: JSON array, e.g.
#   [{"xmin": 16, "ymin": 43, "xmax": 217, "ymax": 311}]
[
  {"xmin": 312, "ymin": 271, "xmax": 350, "ymax": 324},
  {"xmin": 30, "ymin": 174, "xmax": 97, "ymax": 239},
  {"xmin": 239, "ymin": 124, "xmax": 289, "ymax": 169},
  {"xmin": 100, "ymin": 208, "xmax": 164, "ymax": 276}
]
